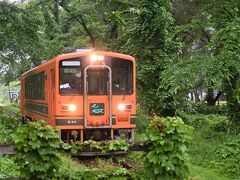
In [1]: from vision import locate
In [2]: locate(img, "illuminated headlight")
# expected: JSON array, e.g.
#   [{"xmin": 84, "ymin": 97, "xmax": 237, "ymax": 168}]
[
  {"xmin": 118, "ymin": 104, "xmax": 126, "ymax": 111},
  {"xmin": 90, "ymin": 54, "xmax": 104, "ymax": 62},
  {"xmin": 97, "ymin": 55, "xmax": 104, "ymax": 61},
  {"xmin": 90, "ymin": 54, "xmax": 98, "ymax": 62},
  {"xmin": 68, "ymin": 104, "xmax": 77, "ymax": 112}
]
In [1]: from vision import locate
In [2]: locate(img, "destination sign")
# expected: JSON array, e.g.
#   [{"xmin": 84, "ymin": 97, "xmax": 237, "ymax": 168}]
[{"xmin": 62, "ymin": 61, "xmax": 80, "ymax": 66}]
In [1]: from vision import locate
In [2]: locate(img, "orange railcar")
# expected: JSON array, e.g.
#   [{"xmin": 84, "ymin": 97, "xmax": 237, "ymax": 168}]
[{"xmin": 20, "ymin": 50, "xmax": 136, "ymax": 142}]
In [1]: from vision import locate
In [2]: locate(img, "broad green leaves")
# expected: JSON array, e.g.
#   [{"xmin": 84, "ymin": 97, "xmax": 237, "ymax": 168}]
[
  {"xmin": 217, "ymin": 140, "xmax": 240, "ymax": 159},
  {"xmin": 144, "ymin": 116, "xmax": 193, "ymax": 179},
  {"xmin": 13, "ymin": 120, "xmax": 61, "ymax": 179},
  {"xmin": 64, "ymin": 139, "xmax": 131, "ymax": 154}
]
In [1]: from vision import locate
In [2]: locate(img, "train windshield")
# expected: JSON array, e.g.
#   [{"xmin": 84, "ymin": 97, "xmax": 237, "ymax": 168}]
[
  {"xmin": 59, "ymin": 58, "xmax": 82, "ymax": 95},
  {"xmin": 87, "ymin": 69, "xmax": 108, "ymax": 95},
  {"xmin": 59, "ymin": 57, "xmax": 133, "ymax": 95}
]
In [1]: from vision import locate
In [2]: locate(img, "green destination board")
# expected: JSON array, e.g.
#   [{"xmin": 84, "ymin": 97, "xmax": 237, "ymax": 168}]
[{"xmin": 90, "ymin": 103, "xmax": 104, "ymax": 115}]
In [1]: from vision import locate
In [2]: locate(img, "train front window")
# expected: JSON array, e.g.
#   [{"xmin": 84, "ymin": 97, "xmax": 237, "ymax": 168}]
[
  {"xmin": 87, "ymin": 69, "xmax": 108, "ymax": 95},
  {"xmin": 112, "ymin": 59, "xmax": 133, "ymax": 95},
  {"xmin": 59, "ymin": 59, "xmax": 82, "ymax": 95}
]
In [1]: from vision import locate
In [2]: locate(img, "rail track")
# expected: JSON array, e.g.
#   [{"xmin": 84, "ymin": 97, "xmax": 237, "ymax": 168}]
[
  {"xmin": 0, "ymin": 142, "xmax": 146, "ymax": 156},
  {"xmin": 71, "ymin": 142, "xmax": 146, "ymax": 157}
]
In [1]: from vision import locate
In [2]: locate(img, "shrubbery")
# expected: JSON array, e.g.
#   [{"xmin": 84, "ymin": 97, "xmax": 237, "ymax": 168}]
[
  {"xmin": 136, "ymin": 108, "xmax": 151, "ymax": 133},
  {"xmin": 143, "ymin": 116, "xmax": 193, "ymax": 179},
  {"xmin": 9, "ymin": 114, "xmax": 194, "ymax": 179},
  {"xmin": 187, "ymin": 114, "xmax": 229, "ymax": 132},
  {"xmin": 13, "ymin": 120, "xmax": 61, "ymax": 180},
  {"xmin": 59, "ymin": 164, "xmax": 143, "ymax": 180},
  {"xmin": 194, "ymin": 103, "xmax": 227, "ymax": 115},
  {"xmin": 0, "ymin": 110, "xmax": 20, "ymax": 144},
  {"xmin": 0, "ymin": 155, "xmax": 19, "ymax": 178},
  {"xmin": 68, "ymin": 139, "xmax": 131, "ymax": 154}
]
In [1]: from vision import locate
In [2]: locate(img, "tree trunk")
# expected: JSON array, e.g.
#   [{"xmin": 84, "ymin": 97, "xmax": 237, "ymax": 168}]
[
  {"xmin": 52, "ymin": 1, "xmax": 59, "ymax": 25},
  {"xmin": 190, "ymin": 92, "xmax": 194, "ymax": 101},
  {"xmin": 193, "ymin": 90, "xmax": 200, "ymax": 102},
  {"xmin": 206, "ymin": 88, "xmax": 223, "ymax": 106}
]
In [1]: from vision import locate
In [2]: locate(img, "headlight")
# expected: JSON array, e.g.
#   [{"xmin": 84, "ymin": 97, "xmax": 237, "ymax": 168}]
[
  {"xmin": 68, "ymin": 104, "xmax": 77, "ymax": 112},
  {"xmin": 97, "ymin": 55, "xmax": 104, "ymax": 61},
  {"xmin": 90, "ymin": 54, "xmax": 104, "ymax": 62},
  {"xmin": 118, "ymin": 103, "xmax": 126, "ymax": 111},
  {"xmin": 90, "ymin": 54, "xmax": 97, "ymax": 62}
]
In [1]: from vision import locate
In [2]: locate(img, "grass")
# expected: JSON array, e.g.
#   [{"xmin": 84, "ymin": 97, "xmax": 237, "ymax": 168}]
[
  {"xmin": 187, "ymin": 114, "xmax": 240, "ymax": 180},
  {"xmin": 189, "ymin": 165, "xmax": 229, "ymax": 180}
]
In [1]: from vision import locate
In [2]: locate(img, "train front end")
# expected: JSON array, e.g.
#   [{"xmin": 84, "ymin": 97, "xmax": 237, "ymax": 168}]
[{"xmin": 55, "ymin": 51, "xmax": 136, "ymax": 142}]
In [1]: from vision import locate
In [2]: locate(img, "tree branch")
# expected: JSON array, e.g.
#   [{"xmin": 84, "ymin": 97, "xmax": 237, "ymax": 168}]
[
  {"xmin": 214, "ymin": 91, "xmax": 223, "ymax": 102},
  {"xmin": 201, "ymin": 28, "xmax": 211, "ymax": 43},
  {"xmin": 184, "ymin": 31, "xmax": 208, "ymax": 45},
  {"xmin": 57, "ymin": 0, "xmax": 96, "ymax": 48}
]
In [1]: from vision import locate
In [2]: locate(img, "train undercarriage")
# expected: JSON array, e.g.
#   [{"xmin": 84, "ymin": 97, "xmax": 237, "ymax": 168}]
[{"xmin": 60, "ymin": 128, "xmax": 135, "ymax": 143}]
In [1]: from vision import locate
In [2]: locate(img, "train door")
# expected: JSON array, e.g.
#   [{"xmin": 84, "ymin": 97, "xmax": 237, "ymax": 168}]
[
  {"xmin": 50, "ymin": 69, "xmax": 55, "ymax": 126},
  {"xmin": 84, "ymin": 65, "xmax": 112, "ymax": 128}
]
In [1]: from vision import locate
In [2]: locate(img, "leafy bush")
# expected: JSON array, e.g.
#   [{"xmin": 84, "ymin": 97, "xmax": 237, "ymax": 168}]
[
  {"xmin": 0, "ymin": 110, "xmax": 20, "ymax": 144},
  {"xmin": 60, "ymin": 167, "xmax": 141, "ymax": 180},
  {"xmin": 216, "ymin": 140, "xmax": 240, "ymax": 158},
  {"xmin": 144, "ymin": 116, "xmax": 193, "ymax": 179},
  {"xmin": 58, "ymin": 155, "xmax": 144, "ymax": 180},
  {"xmin": 0, "ymin": 155, "xmax": 19, "ymax": 178},
  {"xmin": 187, "ymin": 114, "xmax": 229, "ymax": 132},
  {"xmin": 13, "ymin": 120, "xmax": 61, "ymax": 179},
  {"xmin": 136, "ymin": 108, "xmax": 151, "ymax": 133},
  {"xmin": 194, "ymin": 103, "xmax": 227, "ymax": 115},
  {"xmin": 187, "ymin": 115, "xmax": 210, "ymax": 129},
  {"xmin": 9, "ymin": 102, "xmax": 20, "ymax": 112},
  {"xmin": 64, "ymin": 139, "xmax": 131, "ymax": 154}
]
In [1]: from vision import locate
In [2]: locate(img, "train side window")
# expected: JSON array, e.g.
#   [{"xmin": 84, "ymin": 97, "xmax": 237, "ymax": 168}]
[
  {"xmin": 59, "ymin": 58, "xmax": 82, "ymax": 95},
  {"xmin": 112, "ymin": 59, "xmax": 133, "ymax": 95},
  {"xmin": 25, "ymin": 71, "xmax": 45, "ymax": 100}
]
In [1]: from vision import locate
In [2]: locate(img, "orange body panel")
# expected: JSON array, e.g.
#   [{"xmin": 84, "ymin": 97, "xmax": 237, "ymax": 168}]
[{"xmin": 20, "ymin": 51, "xmax": 136, "ymax": 136}]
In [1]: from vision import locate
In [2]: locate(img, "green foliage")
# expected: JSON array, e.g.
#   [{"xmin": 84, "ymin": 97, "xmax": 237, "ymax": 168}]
[
  {"xmin": 188, "ymin": 114, "xmax": 240, "ymax": 179},
  {"xmin": 0, "ymin": 155, "xmax": 20, "ymax": 178},
  {"xmin": 211, "ymin": 17, "xmax": 240, "ymax": 131},
  {"xmin": 117, "ymin": 0, "xmax": 180, "ymax": 116},
  {"xmin": 0, "ymin": 110, "xmax": 20, "ymax": 144},
  {"xmin": 13, "ymin": 120, "xmax": 61, "ymax": 180},
  {"xmin": 136, "ymin": 108, "xmax": 151, "ymax": 133},
  {"xmin": 58, "ymin": 155, "xmax": 144, "ymax": 180},
  {"xmin": 144, "ymin": 116, "xmax": 193, "ymax": 179},
  {"xmin": 168, "ymin": 0, "xmax": 240, "ymax": 130},
  {"xmin": 216, "ymin": 140, "xmax": 240, "ymax": 158},
  {"xmin": 65, "ymin": 139, "xmax": 131, "ymax": 154},
  {"xmin": 187, "ymin": 114, "xmax": 229, "ymax": 132},
  {"xmin": 194, "ymin": 103, "xmax": 227, "ymax": 115},
  {"xmin": 0, "ymin": 1, "xmax": 39, "ymax": 84},
  {"xmin": 189, "ymin": 165, "xmax": 229, "ymax": 180}
]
